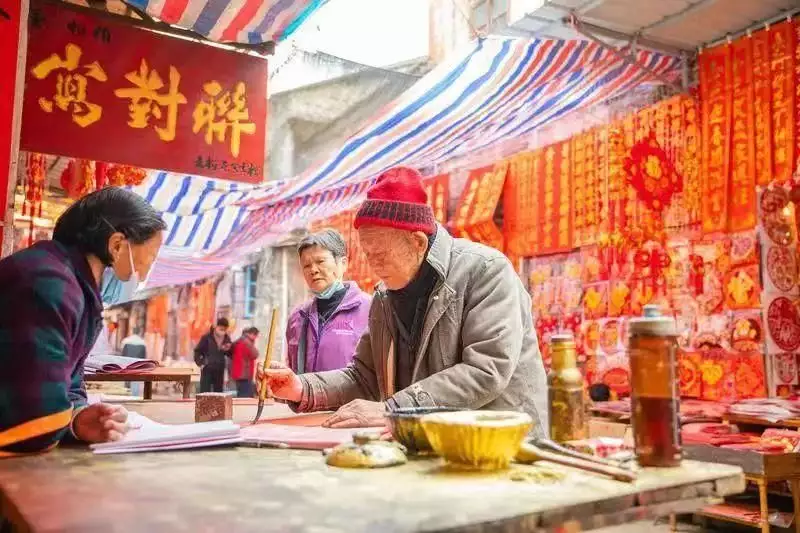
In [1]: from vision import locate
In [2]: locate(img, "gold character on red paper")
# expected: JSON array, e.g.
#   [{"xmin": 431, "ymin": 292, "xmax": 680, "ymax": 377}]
[
  {"xmin": 192, "ymin": 81, "xmax": 256, "ymax": 157},
  {"xmin": 114, "ymin": 59, "xmax": 187, "ymax": 142},
  {"xmin": 31, "ymin": 43, "xmax": 108, "ymax": 128}
]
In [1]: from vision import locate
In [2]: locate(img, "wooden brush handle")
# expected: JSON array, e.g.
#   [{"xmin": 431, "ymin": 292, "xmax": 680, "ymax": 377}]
[
  {"xmin": 518, "ymin": 444, "xmax": 637, "ymax": 483},
  {"xmin": 258, "ymin": 308, "xmax": 280, "ymax": 401},
  {"xmin": 533, "ymin": 438, "xmax": 628, "ymax": 469}
]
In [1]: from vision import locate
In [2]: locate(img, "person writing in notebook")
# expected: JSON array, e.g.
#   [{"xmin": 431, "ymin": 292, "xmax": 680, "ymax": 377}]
[
  {"xmin": 0, "ymin": 188, "xmax": 166, "ymax": 455},
  {"xmin": 262, "ymin": 167, "xmax": 548, "ymax": 433},
  {"xmin": 285, "ymin": 229, "xmax": 371, "ymax": 374}
]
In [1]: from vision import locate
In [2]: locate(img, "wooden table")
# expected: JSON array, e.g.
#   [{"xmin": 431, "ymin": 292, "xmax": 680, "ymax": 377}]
[
  {"xmin": 84, "ymin": 368, "xmax": 195, "ymax": 400},
  {"xmin": 686, "ymin": 444, "xmax": 800, "ymax": 533},
  {"xmin": 0, "ymin": 447, "xmax": 744, "ymax": 532}
]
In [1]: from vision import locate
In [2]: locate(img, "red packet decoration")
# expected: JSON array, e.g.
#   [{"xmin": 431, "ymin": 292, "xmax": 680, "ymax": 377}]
[
  {"xmin": 679, "ymin": 350, "xmax": 703, "ymax": 398},
  {"xmin": 608, "ymin": 281, "xmax": 631, "ymax": 317},
  {"xmin": 729, "ymin": 232, "xmax": 759, "ymax": 266},
  {"xmin": 759, "ymin": 187, "xmax": 796, "ymax": 247},
  {"xmin": 730, "ymin": 311, "xmax": 764, "ymax": 353},
  {"xmin": 766, "ymin": 296, "xmax": 800, "ymax": 352},
  {"xmin": 582, "ymin": 321, "xmax": 600, "ymax": 356},
  {"xmin": 733, "ymin": 352, "xmax": 767, "ymax": 399},
  {"xmin": 581, "ymin": 245, "xmax": 608, "ymax": 283},
  {"xmin": 723, "ymin": 264, "xmax": 761, "ymax": 310},
  {"xmin": 582, "ymin": 282, "xmax": 608, "ymax": 319},
  {"xmin": 695, "ymin": 314, "xmax": 730, "ymax": 351},
  {"xmin": 700, "ymin": 350, "xmax": 735, "ymax": 402},
  {"xmin": 630, "ymin": 280, "xmax": 657, "ymax": 316},
  {"xmin": 598, "ymin": 319, "xmax": 622, "ymax": 354},
  {"xmin": 597, "ymin": 352, "xmax": 630, "ymax": 396},
  {"xmin": 767, "ymin": 353, "xmax": 799, "ymax": 397},
  {"xmin": 763, "ymin": 244, "xmax": 798, "ymax": 294}
]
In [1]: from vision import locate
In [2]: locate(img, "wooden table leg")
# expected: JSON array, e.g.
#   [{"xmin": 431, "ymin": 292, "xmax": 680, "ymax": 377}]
[
  {"xmin": 182, "ymin": 378, "xmax": 191, "ymax": 399},
  {"xmin": 791, "ymin": 478, "xmax": 800, "ymax": 533},
  {"xmin": 143, "ymin": 381, "xmax": 153, "ymax": 400},
  {"xmin": 756, "ymin": 478, "xmax": 769, "ymax": 533},
  {"xmin": 669, "ymin": 513, "xmax": 677, "ymax": 532}
]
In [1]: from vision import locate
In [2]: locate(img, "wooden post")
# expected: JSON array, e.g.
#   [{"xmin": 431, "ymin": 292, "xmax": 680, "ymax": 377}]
[
  {"xmin": 756, "ymin": 477, "xmax": 769, "ymax": 533},
  {"xmin": 0, "ymin": 0, "xmax": 28, "ymax": 257},
  {"xmin": 791, "ymin": 477, "xmax": 800, "ymax": 533}
]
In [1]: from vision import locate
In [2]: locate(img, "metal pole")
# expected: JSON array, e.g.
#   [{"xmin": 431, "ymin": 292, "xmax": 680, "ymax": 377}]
[{"xmin": 569, "ymin": 17, "xmax": 685, "ymax": 93}]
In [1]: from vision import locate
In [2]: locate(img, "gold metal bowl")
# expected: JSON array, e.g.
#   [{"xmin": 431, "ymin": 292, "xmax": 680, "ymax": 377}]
[
  {"xmin": 420, "ymin": 410, "xmax": 533, "ymax": 471},
  {"xmin": 385, "ymin": 407, "xmax": 464, "ymax": 455}
]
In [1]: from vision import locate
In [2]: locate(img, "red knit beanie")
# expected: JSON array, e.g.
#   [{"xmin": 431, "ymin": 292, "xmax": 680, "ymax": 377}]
[{"xmin": 353, "ymin": 166, "xmax": 436, "ymax": 235}]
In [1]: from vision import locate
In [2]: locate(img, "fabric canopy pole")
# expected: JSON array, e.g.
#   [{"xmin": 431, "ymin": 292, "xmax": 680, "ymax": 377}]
[{"xmin": 135, "ymin": 36, "xmax": 680, "ymax": 288}]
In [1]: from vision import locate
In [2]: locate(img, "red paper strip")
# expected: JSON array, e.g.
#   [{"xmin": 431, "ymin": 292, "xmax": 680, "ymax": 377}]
[
  {"xmin": 753, "ymin": 29, "xmax": 774, "ymax": 187},
  {"xmin": 729, "ymin": 37, "xmax": 757, "ymax": 231},
  {"xmin": 700, "ymin": 44, "xmax": 733, "ymax": 234},
  {"xmin": 770, "ymin": 20, "xmax": 796, "ymax": 183}
]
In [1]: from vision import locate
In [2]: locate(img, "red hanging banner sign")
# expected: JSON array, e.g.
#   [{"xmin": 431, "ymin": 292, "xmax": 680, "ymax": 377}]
[
  {"xmin": 753, "ymin": 29, "xmax": 774, "ymax": 186},
  {"xmin": 729, "ymin": 37, "xmax": 757, "ymax": 231},
  {"xmin": 21, "ymin": 1, "xmax": 268, "ymax": 183},
  {"xmin": 538, "ymin": 140, "xmax": 573, "ymax": 255},
  {"xmin": 423, "ymin": 173, "xmax": 450, "ymax": 224},
  {"xmin": 699, "ymin": 43, "xmax": 732, "ymax": 234},
  {"xmin": 769, "ymin": 20, "xmax": 796, "ymax": 184}
]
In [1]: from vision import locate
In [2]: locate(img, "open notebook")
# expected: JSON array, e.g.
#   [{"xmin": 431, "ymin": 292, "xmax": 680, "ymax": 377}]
[
  {"xmin": 84, "ymin": 355, "xmax": 158, "ymax": 374},
  {"xmin": 90, "ymin": 412, "xmax": 242, "ymax": 455}
]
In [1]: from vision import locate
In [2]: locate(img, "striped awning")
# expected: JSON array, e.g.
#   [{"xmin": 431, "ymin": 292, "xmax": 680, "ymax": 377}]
[
  {"xmin": 139, "ymin": 36, "xmax": 680, "ymax": 288},
  {"xmin": 122, "ymin": 0, "xmax": 326, "ymax": 44}
]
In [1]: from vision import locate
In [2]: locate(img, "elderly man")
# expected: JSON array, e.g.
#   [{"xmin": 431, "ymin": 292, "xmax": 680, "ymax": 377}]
[{"xmin": 265, "ymin": 167, "xmax": 548, "ymax": 435}]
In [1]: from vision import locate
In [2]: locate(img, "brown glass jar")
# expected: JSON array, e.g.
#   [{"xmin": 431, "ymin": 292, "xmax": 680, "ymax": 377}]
[
  {"xmin": 548, "ymin": 334, "xmax": 587, "ymax": 442},
  {"xmin": 628, "ymin": 305, "xmax": 682, "ymax": 467}
]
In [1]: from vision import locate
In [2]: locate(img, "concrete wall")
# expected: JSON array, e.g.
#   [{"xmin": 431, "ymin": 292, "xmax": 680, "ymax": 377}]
[{"xmin": 429, "ymin": 0, "xmax": 474, "ymax": 65}]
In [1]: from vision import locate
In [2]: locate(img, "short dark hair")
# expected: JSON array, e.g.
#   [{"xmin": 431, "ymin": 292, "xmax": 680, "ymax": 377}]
[
  {"xmin": 588, "ymin": 383, "xmax": 611, "ymax": 402},
  {"xmin": 297, "ymin": 229, "xmax": 347, "ymax": 259},
  {"xmin": 53, "ymin": 187, "xmax": 166, "ymax": 266},
  {"xmin": 216, "ymin": 318, "xmax": 230, "ymax": 328},
  {"xmin": 244, "ymin": 327, "xmax": 260, "ymax": 336}
]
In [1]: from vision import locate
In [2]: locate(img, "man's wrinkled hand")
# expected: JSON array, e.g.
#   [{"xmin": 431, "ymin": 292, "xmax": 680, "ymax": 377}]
[
  {"xmin": 73, "ymin": 403, "xmax": 129, "ymax": 443},
  {"xmin": 322, "ymin": 399, "xmax": 388, "ymax": 429}
]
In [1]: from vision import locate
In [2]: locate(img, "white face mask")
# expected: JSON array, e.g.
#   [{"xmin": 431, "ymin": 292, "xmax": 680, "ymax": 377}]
[{"xmin": 101, "ymin": 243, "xmax": 139, "ymax": 306}]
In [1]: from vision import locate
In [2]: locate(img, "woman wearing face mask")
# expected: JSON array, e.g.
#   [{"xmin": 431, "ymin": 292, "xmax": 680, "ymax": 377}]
[
  {"xmin": 0, "ymin": 187, "xmax": 165, "ymax": 456},
  {"xmin": 285, "ymin": 229, "xmax": 371, "ymax": 374}
]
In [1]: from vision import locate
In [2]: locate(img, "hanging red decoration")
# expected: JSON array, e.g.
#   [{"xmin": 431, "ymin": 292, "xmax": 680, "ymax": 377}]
[
  {"xmin": 623, "ymin": 132, "xmax": 682, "ymax": 211},
  {"xmin": 25, "ymin": 153, "xmax": 46, "ymax": 218},
  {"xmin": 95, "ymin": 161, "xmax": 109, "ymax": 190},
  {"xmin": 107, "ymin": 164, "xmax": 147, "ymax": 187}
]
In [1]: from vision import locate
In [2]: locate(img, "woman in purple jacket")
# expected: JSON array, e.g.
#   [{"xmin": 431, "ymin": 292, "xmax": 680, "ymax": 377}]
[{"xmin": 285, "ymin": 229, "xmax": 371, "ymax": 374}]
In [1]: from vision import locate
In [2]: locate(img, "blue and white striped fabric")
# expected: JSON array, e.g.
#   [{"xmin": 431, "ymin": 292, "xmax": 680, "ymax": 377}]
[
  {"xmin": 140, "ymin": 36, "xmax": 680, "ymax": 288},
  {"xmin": 122, "ymin": 0, "xmax": 326, "ymax": 44}
]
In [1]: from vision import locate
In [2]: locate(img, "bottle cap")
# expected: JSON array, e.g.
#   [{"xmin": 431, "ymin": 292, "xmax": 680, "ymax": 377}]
[
  {"xmin": 550, "ymin": 333, "xmax": 575, "ymax": 344},
  {"xmin": 629, "ymin": 307, "xmax": 677, "ymax": 337}
]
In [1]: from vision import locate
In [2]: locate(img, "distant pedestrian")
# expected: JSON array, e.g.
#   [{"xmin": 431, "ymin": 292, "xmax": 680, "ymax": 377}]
[
  {"xmin": 229, "ymin": 327, "xmax": 260, "ymax": 397},
  {"xmin": 194, "ymin": 318, "xmax": 232, "ymax": 393}
]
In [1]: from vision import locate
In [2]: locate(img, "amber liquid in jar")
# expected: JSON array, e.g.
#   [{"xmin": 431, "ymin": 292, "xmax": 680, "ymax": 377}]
[{"xmin": 629, "ymin": 331, "xmax": 682, "ymax": 467}]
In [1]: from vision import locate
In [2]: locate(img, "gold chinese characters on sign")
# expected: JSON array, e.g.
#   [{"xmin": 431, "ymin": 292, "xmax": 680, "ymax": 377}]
[{"xmin": 31, "ymin": 43, "xmax": 258, "ymax": 159}]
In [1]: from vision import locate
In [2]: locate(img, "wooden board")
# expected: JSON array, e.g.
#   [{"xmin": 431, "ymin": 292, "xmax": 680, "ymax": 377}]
[
  {"xmin": 684, "ymin": 444, "xmax": 800, "ymax": 478},
  {"xmin": 0, "ymin": 448, "xmax": 744, "ymax": 533}
]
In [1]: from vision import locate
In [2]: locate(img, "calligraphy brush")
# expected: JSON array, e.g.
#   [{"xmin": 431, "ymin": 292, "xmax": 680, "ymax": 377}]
[{"xmin": 253, "ymin": 308, "xmax": 279, "ymax": 425}]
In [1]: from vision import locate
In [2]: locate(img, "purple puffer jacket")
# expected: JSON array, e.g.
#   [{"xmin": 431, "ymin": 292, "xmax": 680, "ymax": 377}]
[{"xmin": 285, "ymin": 282, "xmax": 372, "ymax": 373}]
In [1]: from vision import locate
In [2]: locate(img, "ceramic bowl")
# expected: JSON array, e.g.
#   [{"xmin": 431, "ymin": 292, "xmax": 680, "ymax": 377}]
[
  {"xmin": 420, "ymin": 410, "xmax": 533, "ymax": 470},
  {"xmin": 385, "ymin": 407, "xmax": 465, "ymax": 454}
]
